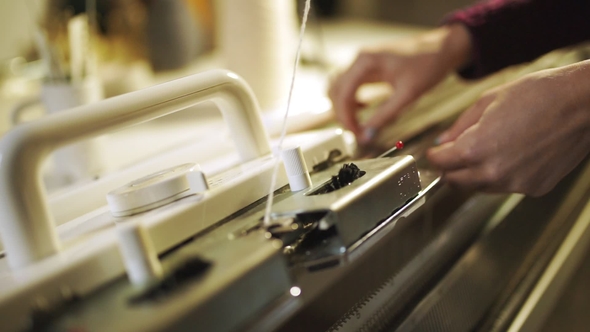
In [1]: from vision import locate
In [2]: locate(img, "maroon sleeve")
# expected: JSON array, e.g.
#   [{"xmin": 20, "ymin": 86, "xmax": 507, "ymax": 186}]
[{"xmin": 446, "ymin": 0, "xmax": 590, "ymax": 79}]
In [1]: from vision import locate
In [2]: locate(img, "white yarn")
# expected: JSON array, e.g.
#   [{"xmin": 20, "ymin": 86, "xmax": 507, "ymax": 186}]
[
  {"xmin": 263, "ymin": 0, "xmax": 312, "ymax": 225},
  {"xmin": 219, "ymin": 0, "xmax": 298, "ymax": 110}
]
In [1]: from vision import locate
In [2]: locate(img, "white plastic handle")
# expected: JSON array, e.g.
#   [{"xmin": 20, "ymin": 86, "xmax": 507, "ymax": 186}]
[{"xmin": 0, "ymin": 69, "xmax": 271, "ymax": 269}]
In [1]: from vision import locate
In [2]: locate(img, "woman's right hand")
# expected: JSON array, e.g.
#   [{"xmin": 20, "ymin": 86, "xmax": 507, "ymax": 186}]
[{"xmin": 328, "ymin": 24, "xmax": 472, "ymax": 143}]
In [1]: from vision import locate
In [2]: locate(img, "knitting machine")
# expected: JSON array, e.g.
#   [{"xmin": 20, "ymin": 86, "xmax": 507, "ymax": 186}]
[{"xmin": 0, "ymin": 70, "xmax": 589, "ymax": 332}]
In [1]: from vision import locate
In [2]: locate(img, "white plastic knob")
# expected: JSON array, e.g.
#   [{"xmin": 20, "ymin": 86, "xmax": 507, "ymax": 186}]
[
  {"xmin": 117, "ymin": 220, "xmax": 163, "ymax": 286},
  {"xmin": 186, "ymin": 164, "xmax": 209, "ymax": 192},
  {"xmin": 281, "ymin": 146, "xmax": 312, "ymax": 192},
  {"xmin": 106, "ymin": 163, "xmax": 207, "ymax": 217}
]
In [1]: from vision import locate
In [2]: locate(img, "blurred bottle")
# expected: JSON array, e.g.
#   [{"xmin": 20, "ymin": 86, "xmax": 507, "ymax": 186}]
[{"xmin": 145, "ymin": 0, "xmax": 207, "ymax": 71}]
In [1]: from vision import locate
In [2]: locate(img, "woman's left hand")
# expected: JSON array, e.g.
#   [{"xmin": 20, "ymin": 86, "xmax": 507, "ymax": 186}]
[{"xmin": 427, "ymin": 61, "xmax": 590, "ymax": 196}]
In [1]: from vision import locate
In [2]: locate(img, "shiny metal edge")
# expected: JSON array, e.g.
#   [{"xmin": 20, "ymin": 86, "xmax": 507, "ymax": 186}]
[{"xmin": 346, "ymin": 176, "xmax": 441, "ymax": 257}]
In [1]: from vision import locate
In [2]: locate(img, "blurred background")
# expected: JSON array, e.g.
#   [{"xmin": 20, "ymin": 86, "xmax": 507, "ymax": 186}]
[
  {"xmin": 309, "ymin": 0, "xmax": 474, "ymax": 25},
  {"xmin": 0, "ymin": 0, "xmax": 476, "ymax": 68},
  {"xmin": 0, "ymin": 0, "xmax": 476, "ymax": 133},
  {"xmin": 2, "ymin": 0, "xmax": 479, "ymax": 162}
]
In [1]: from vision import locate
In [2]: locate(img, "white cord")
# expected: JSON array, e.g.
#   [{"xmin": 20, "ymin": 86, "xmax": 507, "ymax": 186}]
[{"xmin": 263, "ymin": 0, "xmax": 312, "ymax": 225}]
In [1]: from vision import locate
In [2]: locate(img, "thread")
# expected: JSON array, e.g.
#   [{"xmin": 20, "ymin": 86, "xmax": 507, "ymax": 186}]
[{"xmin": 263, "ymin": 0, "xmax": 311, "ymax": 225}]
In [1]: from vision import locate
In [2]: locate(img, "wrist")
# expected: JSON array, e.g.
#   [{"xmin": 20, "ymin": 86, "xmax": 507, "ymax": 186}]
[
  {"xmin": 577, "ymin": 61, "xmax": 590, "ymax": 132},
  {"xmin": 561, "ymin": 60, "xmax": 590, "ymax": 132},
  {"xmin": 440, "ymin": 23, "xmax": 472, "ymax": 72},
  {"xmin": 548, "ymin": 61, "xmax": 590, "ymax": 157}
]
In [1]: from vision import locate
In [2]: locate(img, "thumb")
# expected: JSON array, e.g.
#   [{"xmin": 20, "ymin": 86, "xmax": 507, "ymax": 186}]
[{"xmin": 436, "ymin": 93, "xmax": 496, "ymax": 144}]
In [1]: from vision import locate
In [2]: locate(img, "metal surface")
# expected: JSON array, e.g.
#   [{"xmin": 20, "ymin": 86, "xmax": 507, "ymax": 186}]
[
  {"xmin": 327, "ymin": 193, "xmax": 513, "ymax": 332},
  {"xmin": 271, "ymin": 156, "xmax": 421, "ymax": 248},
  {"xmin": 508, "ymin": 200, "xmax": 590, "ymax": 332},
  {"xmin": 393, "ymin": 158, "xmax": 590, "ymax": 332},
  {"xmin": 541, "ymin": 241, "xmax": 590, "ymax": 332},
  {"xmin": 276, "ymin": 183, "xmax": 498, "ymax": 331}
]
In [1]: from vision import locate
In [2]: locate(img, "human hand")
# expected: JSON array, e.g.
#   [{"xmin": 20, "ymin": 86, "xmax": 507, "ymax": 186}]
[
  {"xmin": 328, "ymin": 24, "xmax": 471, "ymax": 143},
  {"xmin": 427, "ymin": 61, "xmax": 590, "ymax": 196}
]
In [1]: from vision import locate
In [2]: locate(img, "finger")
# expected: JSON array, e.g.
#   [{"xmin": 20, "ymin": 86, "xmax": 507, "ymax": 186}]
[
  {"xmin": 427, "ymin": 142, "xmax": 468, "ymax": 171},
  {"xmin": 329, "ymin": 74, "xmax": 360, "ymax": 134},
  {"xmin": 427, "ymin": 127, "xmax": 483, "ymax": 171},
  {"xmin": 330, "ymin": 54, "xmax": 383, "ymax": 135},
  {"xmin": 436, "ymin": 92, "xmax": 496, "ymax": 144}
]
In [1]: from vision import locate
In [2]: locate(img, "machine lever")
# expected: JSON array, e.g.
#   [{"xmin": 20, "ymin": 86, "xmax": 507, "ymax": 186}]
[{"xmin": 0, "ymin": 70, "xmax": 271, "ymax": 269}]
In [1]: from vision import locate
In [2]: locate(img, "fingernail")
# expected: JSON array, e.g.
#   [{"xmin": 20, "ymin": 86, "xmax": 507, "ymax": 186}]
[
  {"xmin": 363, "ymin": 127, "xmax": 378, "ymax": 143},
  {"xmin": 435, "ymin": 132, "xmax": 449, "ymax": 145}
]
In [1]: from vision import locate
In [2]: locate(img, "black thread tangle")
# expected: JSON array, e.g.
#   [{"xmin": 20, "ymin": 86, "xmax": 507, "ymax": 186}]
[{"xmin": 326, "ymin": 163, "xmax": 366, "ymax": 192}]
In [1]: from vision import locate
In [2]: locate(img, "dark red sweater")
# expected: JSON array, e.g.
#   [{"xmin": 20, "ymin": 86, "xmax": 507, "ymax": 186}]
[{"xmin": 446, "ymin": 0, "xmax": 590, "ymax": 79}]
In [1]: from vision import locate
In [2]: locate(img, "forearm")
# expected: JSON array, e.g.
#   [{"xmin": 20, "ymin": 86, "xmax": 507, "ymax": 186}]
[{"xmin": 446, "ymin": 0, "xmax": 590, "ymax": 79}]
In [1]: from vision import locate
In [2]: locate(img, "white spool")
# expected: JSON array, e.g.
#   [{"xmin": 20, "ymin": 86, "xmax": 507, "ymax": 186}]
[
  {"xmin": 218, "ymin": 0, "xmax": 297, "ymax": 110},
  {"xmin": 281, "ymin": 146, "xmax": 312, "ymax": 192}
]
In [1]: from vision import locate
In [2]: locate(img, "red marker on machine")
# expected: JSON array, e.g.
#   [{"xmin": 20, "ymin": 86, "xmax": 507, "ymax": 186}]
[{"xmin": 379, "ymin": 141, "xmax": 404, "ymax": 158}]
